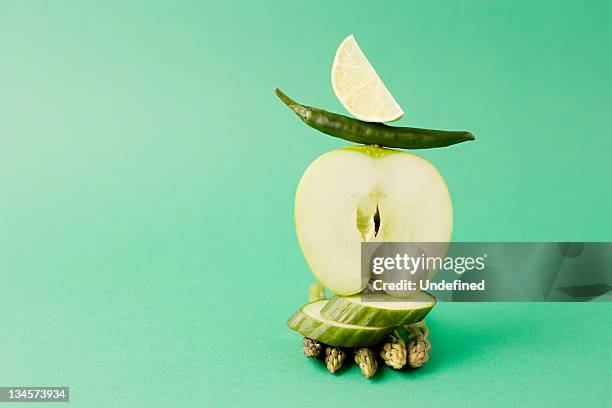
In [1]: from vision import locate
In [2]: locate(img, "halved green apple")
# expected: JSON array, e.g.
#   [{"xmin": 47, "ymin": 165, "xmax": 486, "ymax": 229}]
[{"xmin": 295, "ymin": 145, "xmax": 453, "ymax": 295}]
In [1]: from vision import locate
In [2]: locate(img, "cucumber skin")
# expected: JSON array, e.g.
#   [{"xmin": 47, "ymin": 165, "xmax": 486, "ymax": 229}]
[
  {"xmin": 320, "ymin": 295, "xmax": 436, "ymax": 327},
  {"xmin": 287, "ymin": 308, "xmax": 394, "ymax": 347}
]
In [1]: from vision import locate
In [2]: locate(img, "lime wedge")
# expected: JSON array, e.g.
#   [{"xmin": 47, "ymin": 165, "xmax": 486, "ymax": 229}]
[{"xmin": 331, "ymin": 35, "xmax": 404, "ymax": 123}]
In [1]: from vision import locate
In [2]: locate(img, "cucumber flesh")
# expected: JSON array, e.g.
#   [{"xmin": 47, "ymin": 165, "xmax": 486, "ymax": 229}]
[
  {"xmin": 287, "ymin": 300, "xmax": 394, "ymax": 347},
  {"xmin": 320, "ymin": 291, "xmax": 436, "ymax": 327}
]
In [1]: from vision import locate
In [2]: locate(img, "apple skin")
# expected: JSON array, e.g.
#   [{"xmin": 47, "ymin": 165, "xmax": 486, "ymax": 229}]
[{"xmin": 295, "ymin": 145, "xmax": 453, "ymax": 296}]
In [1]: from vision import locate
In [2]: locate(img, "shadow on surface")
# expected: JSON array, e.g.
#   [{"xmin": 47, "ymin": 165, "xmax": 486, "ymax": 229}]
[{"xmin": 416, "ymin": 305, "xmax": 549, "ymax": 376}]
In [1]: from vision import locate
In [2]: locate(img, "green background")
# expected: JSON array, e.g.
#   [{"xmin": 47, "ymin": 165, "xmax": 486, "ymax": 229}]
[{"xmin": 1, "ymin": 1, "xmax": 611, "ymax": 406}]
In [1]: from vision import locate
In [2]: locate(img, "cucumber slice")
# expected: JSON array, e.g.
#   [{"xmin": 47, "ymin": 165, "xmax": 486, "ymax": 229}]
[
  {"xmin": 287, "ymin": 300, "xmax": 395, "ymax": 347},
  {"xmin": 320, "ymin": 291, "xmax": 436, "ymax": 327}
]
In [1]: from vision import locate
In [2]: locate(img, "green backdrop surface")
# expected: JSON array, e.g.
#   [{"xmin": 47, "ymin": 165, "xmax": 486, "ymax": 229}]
[{"xmin": 0, "ymin": 1, "xmax": 611, "ymax": 406}]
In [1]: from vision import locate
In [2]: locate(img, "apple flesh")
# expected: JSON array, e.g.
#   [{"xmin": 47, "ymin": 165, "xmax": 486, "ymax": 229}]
[{"xmin": 295, "ymin": 145, "xmax": 453, "ymax": 295}]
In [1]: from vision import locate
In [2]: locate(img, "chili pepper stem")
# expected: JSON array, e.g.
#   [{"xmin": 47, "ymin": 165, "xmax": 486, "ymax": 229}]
[{"xmin": 274, "ymin": 88, "xmax": 307, "ymax": 118}]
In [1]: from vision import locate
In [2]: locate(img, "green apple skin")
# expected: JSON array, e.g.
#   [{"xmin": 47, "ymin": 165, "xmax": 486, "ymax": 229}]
[{"xmin": 295, "ymin": 145, "xmax": 453, "ymax": 296}]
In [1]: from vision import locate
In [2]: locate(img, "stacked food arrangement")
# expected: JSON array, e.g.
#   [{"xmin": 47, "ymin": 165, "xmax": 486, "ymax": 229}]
[{"xmin": 276, "ymin": 35, "xmax": 475, "ymax": 379}]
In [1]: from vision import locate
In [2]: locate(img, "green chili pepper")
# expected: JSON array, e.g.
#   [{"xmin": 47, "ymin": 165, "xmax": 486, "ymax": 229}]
[{"xmin": 274, "ymin": 88, "xmax": 475, "ymax": 149}]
